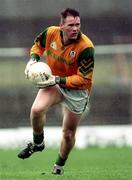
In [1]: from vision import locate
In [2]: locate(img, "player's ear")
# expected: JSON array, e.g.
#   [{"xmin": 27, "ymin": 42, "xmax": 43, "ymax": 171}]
[
  {"xmin": 59, "ymin": 22, "xmax": 64, "ymax": 30},
  {"xmin": 59, "ymin": 17, "xmax": 65, "ymax": 29},
  {"xmin": 59, "ymin": 22, "xmax": 63, "ymax": 28}
]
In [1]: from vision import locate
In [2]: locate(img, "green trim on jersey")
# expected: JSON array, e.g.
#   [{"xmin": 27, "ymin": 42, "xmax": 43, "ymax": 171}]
[
  {"xmin": 78, "ymin": 47, "xmax": 94, "ymax": 76},
  {"xmin": 34, "ymin": 28, "xmax": 48, "ymax": 48}
]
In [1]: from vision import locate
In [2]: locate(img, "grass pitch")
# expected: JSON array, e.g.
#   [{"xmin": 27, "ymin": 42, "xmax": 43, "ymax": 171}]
[{"xmin": 0, "ymin": 147, "xmax": 132, "ymax": 180}]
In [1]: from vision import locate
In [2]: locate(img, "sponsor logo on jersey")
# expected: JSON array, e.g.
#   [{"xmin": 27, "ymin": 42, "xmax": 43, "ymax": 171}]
[{"xmin": 47, "ymin": 50, "xmax": 74, "ymax": 65}]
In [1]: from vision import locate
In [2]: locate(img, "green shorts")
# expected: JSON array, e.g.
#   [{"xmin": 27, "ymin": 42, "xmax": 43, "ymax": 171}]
[{"xmin": 58, "ymin": 86, "xmax": 89, "ymax": 114}]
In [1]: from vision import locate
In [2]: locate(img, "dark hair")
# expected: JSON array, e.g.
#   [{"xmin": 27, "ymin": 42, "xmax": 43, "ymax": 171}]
[{"xmin": 61, "ymin": 8, "xmax": 80, "ymax": 19}]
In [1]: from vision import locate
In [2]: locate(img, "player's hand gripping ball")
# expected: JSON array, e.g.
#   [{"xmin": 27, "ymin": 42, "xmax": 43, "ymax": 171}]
[{"xmin": 28, "ymin": 62, "xmax": 52, "ymax": 85}]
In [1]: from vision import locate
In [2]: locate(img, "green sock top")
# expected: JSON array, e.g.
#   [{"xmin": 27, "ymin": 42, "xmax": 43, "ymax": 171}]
[
  {"xmin": 33, "ymin": 132, "xmax": 44, "ymax": 145},
  {"xmin": 56, "ymin": 154, "xmax": 67, "ymax": 166}
]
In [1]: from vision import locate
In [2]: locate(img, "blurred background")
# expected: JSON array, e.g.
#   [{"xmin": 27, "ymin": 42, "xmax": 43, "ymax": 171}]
[{"xmin": 0, "ymin": 0, "xmax": 131, "ymax": 131}]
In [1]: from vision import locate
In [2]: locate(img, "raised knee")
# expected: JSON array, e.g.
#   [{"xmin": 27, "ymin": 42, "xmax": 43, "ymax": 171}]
[{"xmin": 31, "ymin": 106, "xmax": 44, "ymax": 118}]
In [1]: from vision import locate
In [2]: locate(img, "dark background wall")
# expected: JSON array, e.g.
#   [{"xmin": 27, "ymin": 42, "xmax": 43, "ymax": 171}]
[
  {"xmin": 0, "ymin": 85, "xmax": 131, "ymax": 128},
  {"xmin": 0, "ymin": 0, "xmax": 132, "ymax": 47}
]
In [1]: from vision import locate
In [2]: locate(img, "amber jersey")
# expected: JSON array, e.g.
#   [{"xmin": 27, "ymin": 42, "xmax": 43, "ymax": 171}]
[{"xmin": 30, "ymin": 26, "xmax": 95, "ymax": 92}]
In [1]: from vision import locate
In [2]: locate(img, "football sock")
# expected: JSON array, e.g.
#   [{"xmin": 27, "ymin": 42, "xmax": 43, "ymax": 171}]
[
  {"xmin": 33, "ymin": 132, "xmax": 44, "ymax": 145},
  {"xmin": 55, "ymin": 154, "xmax": 67, "ymax": 166}
]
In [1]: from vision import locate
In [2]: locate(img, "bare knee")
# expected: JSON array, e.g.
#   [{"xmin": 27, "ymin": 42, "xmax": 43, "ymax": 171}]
[
  {"xmin": 62, "ymin": 129, "xmax": 75, "ymax": 142},
  {"xmin": 31, "ymin": 105, "xmax": 45, "ymax": 119}
]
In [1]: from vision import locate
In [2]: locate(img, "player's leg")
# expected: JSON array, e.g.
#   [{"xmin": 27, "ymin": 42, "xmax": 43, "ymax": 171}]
[
  {"xmin": 31, "ymin": 86, "xmax": 63, "ymax": 134},
  {"xmin": 60, "ymin": 107, "xmax": 81, "ymax": 159},
  {"xmin": 52, "ymin": 107, "xmax": 82, "ymax": 175},
  {"xmin": 18, "ymin": 86, "xmax": 63, "ymax": 159},
  {"xmin": 31, "ymin": 86, "xmax": 63, "ymax": 148}
]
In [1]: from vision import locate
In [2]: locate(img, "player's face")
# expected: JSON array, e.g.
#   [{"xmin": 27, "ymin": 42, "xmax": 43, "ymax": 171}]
[{"xmin": 61, "ymin": 16, "xmax": 81, "ymax": 41}]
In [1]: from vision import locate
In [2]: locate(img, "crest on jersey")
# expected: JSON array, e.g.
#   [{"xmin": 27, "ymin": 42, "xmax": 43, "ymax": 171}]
[
  {"xmin": 50, "ymin": 41, "xmax": 57, "ymax": 50},
  {"xmin": 69, "ymin": 51, "xmax": 76, "ymax": 57}
]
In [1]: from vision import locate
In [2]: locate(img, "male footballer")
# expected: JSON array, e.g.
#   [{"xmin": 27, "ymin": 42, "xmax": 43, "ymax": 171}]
[{"xmin": 18, "ymin": 8, "xmax": 95, "ymax": 175}]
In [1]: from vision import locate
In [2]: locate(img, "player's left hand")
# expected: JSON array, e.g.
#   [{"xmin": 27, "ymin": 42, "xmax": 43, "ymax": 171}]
[{"xmin": 36, "ymin": 75, "xmax": 59, "ymax": 88}]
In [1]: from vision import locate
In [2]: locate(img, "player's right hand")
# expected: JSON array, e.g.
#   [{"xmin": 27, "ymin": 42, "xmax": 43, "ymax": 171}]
[{"xmin": 24, "ymin": 58, "xmax": 37, "ymax": 79}]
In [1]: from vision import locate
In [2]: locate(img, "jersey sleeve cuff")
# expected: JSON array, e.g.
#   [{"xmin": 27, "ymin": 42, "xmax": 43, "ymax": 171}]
[
  {"xmin": 60, "ymin": 77, "xmax": 66, "ymax": 84},
  {"xmin": 55, "ymin": 77, "xmax": 66, "ymax": 84},
  {"xmin": 31, "ymin": 54, "xmax": 40, "ymax": 61}
]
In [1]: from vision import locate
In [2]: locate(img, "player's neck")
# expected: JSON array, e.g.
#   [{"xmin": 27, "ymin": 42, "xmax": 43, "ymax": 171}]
[
  {"xmin": 62, "ymin": 36, "xmax": 70, "ymax": 45},
  {"xmin": 62, "ymin": 31, "xmax": 71, "ymax": 46}
]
